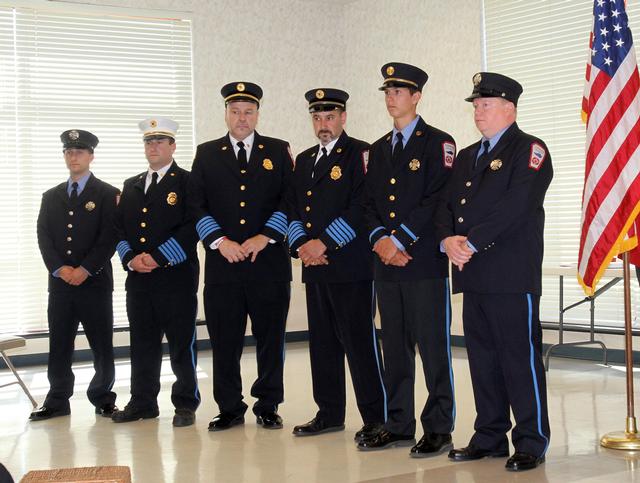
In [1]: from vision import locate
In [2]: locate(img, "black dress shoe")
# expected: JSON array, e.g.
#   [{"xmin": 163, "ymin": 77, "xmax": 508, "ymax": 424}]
[
  {"xmin": 95, "ymin": 403, "xmax": 118, "ymax": 417},
  {"xmin": 448, "ymin": 444, "xmax": 509, "ymax": 461},
  {"xmin": 173, "ymin": 409, "xmax": 196, "ymax": 427},
  {"xmin": 410, "ymin": 433, "xmax": 453, "ymax": 458},
  {"xmin": 256, "ymin": 411, "xmax": 283, "ymax": 429},
  {"xmin": 111, "ymin": 405, "xmax": 159, "ymax": 423},
  {"xmin": 505, "ymin": 452, "xmax": 545, "ymax": 471},
  {"xmin": 29, "ymin": 406, "xmax": 70, "ymax": 421},
  {"xmin": 357, "ymin": 430, "xmax": 415, "ymax": 451},
  {"xmin": 208, "ymin": 413, "xmax": 245, "ymax": 431},
  {"xmin": 354, "ymin": 422, "xmax": 384, "ymax": 442},
  {"xmin": 292, "ymin": 418, "xmax": 345, "ymax": 436}
]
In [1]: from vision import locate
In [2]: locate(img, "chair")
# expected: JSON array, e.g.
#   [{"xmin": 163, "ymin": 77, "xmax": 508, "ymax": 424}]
[{"xmin": 0, "ymin": 335, "xmax": 37, "ymax": 408}]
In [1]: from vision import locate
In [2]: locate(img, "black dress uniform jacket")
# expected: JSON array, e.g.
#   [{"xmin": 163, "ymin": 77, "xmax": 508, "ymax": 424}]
[
  {"xmin": 288, "ymin": 131, "xmax": 372, "ymax": 283},
  {"xmin": 37, "ymin": 174, "xmax": 119, "ymax": 292},
  {"xmin": 189, "ymin": 132, "xmax": 292, "ymax": 283},
  {"xmin": 365, "ymin": 117, "xmax": 455, "ymax": 281},
  {"xmin": 114, "ymin": 161, "xmax": 199, "ymax": 292},
  {"xmin": 435, "ymin": 123, "xmax": 553, "ymax": 295}
]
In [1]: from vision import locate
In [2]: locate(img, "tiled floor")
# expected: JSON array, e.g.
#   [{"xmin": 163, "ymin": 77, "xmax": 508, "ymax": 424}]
[{"xmin": 1, "ymin": 343, "xmax": 639, "ymax": 482}]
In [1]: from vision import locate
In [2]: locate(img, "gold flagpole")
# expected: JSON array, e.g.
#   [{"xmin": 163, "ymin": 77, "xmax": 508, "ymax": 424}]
[{"xmin": 601, "ymin": 251, "xmax": 640, "ymax": 449}]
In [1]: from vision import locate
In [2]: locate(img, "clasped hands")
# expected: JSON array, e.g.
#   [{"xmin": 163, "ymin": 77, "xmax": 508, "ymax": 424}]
[
  {"xmin": 58, "ymin": 265, "xmax": 90, "ymax": 286},
  {"xmin": 219, "ymin": 234, "xmax": 270, "ymax": 263},
  {"xmin": 298, "ymin": 239, "xmax": 328, "ymax": 267},
  {"xmin": 129, "ymin": 253, "xmax": 160, "ymax": 273},
  {"xmin": 442, "ymin": 235, "xmax": 474, "ymax": 271},
  {"xmin": 373, "ymin": 237, "xmax": 412, "ymax": 267}
]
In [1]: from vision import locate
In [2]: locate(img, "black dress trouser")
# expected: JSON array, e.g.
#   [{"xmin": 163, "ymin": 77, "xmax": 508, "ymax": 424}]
[
  {"xmin": 45, "ymin": 287, "xmax": 116, "ymax": 410},
  {"xmin": 305, "ymin": 280, "xmax": 386, "ymax": 425},
  {"xmin": 204, "ymin": 281, "xmax": 290, "ymax": 416}
]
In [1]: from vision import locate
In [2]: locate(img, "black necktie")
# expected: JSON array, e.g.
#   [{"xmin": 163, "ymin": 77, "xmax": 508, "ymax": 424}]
[
  {"xmin": 146, "ymin": 172, "xmax": 158, "ymax": 199},
  {"xmin": 312, "ymin": 147, "xmax": 328, "ymax": 178},
  {"xmin": 475, "ymin": 140, "xmax": 491, "ymax": 168},
  {"xmin": 392, "ymin": 132, "xmax": 404, "ymax": 164},
  {"xmin": 70, "ymin": 182, "xmax": 78, "ymax": 201},
  {"xmin": 237, "ymin": 141, "xmax": 247, "ymax": 164}
]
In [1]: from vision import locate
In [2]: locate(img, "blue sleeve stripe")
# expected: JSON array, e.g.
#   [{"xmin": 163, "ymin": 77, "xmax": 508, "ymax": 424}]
[
  {"xmin": 331, "ymin": 223, "xmax": 350, "ymax": 243},
  {"xmin": 369, "ymin": 226, "xmax": 385, "ymax": 243},
  {"xmin": 287, "ymin": 221, "xmax": 307, "ymax": 247},
  {"xmin": 326, "ymin": 225, "xmax": 346, "ymax": 245},
  {"xmin": 288, "ymin": 230, "xmax": 305, "ymax": 247},
  {"xmin": 266, "ymin": 212, "xmax": 288, "ymax": 235},
  {"xmin": 116, "ymin": 240, "xmax": 132, "ymax": 260},
  {"xmin": 336, "ymin": 217, "xmax": 356, "ymax": 240},
  {"xmin": 196, "ymin": 216, "xmax": 220, "ymax": 240},
  {"xmin": 400, "ymin": 223, "xmax": 418, "ymax": 241},
  {"xmin": 159, "ymin": 237, "xmax": 187, "ymax": 265}
]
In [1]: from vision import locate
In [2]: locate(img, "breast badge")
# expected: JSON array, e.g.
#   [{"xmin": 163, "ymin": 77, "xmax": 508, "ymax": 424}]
[
  {"xmin": 167, "ymin": 192, "xmax": 178, "ymax": 205},
  {"xmin": 330, "ymin": 166, "xmax": 342, "ymax": 180},
  {"xmin": 409, "ymin": 159, "xmax": 421, "ymax": 171},
  {"xmin": 490, "ymin": 159, "xmax": 502, "ymax": 171},
  {"xmin": 263, "ymin": 159, "xmax": 273, "ymax": 170},
  {"xmin": 85, "ymin": 201, "xmax": 95, "ymax": 211}
]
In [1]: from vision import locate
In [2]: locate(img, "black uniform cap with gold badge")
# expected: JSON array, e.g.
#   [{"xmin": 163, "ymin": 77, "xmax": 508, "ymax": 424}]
[
  {"xmin": 221, "ymin": 81, "xmax": 263, "ymax": 107},
  {"xmin": 305, "ymin": 88, "xmax": 349, "ymax": 112},
  {"xmin": 138, "ymin": 117, "xmax": 179, "ymax": 141},
  {"xmin": 379, "ymin": 62, "xmax": 429, "ymax": 92},
  {"xmin": 60, "ymin": 130, "xmax": 99, "ymax": 153},
  {"xmin": 465, "ymin": 72, "xmax": 523, "ymax": 106}
]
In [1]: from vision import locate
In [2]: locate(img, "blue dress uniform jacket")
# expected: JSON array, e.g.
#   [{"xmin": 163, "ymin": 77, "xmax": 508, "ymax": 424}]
[
  {"xmin": 189, "ymin": 132, "xmax": 293, "ymax": 283},
  {"xmin": 364, "ymin": 117, "xmax": 455, "ymax": 281},
  {"xmin": 288, "ymin": 131, "xmax": 372, "ymax": 283},
  {"xmin": 114, "ymin": 161, "xmax": 199, "ymax": 293},
  {"xmin": 37, "ymin": 174, "xmax": 119, "ymax": 292},
  {"xmin": 435, "ymin": 123, "xmax": 553, "ymax": 295}
]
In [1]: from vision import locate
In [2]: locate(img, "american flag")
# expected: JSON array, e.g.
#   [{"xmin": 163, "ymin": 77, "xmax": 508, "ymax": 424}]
[{"xmin": 578, "ymin": 0, "xmax": 640, "ymax": 295}]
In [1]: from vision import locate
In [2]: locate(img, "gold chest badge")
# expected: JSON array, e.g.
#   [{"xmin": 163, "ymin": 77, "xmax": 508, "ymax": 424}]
[
  {"xmin": 490, "ymin": 159, "xmax": 502, "ymax": 171},
  {"xmin": 167, "ymin": 192, "xmax": 178, "ymax": 205},
  {"xmin": 263, "ymin": 159, "xmax": 273, "ymax": 170},
  {"xmin": 409, "ymin": 159, "xmax": 421, "ymax": 171},
  {"xmin": 85, "ymin": 201, "xmax": 95, "ymax": 211},
  {"xmin": 330, "ymin": 166, "xmax": 342, "ymax": 180}
]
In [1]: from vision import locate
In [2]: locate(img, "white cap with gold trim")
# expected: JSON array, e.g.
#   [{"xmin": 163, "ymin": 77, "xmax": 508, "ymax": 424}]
[{"xmin": 138, "ymin": 117, "xmax": 179, "ymax": 140}]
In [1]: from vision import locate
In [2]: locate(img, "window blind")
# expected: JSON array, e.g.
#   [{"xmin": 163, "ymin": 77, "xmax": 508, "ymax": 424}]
[
  {"xmin": 0, "ymin": 4, "xmax": 194, "ymax": 333},
  {"xmin": 484, "ymin": 0, "xmax": 640, "ymax": 328}
]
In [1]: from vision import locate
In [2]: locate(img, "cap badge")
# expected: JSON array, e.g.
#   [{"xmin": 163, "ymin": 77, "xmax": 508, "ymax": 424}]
[
  {"xmin": 409, "ymin": 159, "xmax": 421, "ymax": 171},
  {"xmin": 69, "ymin": 130, "xmax": 80, "ymax": 141},
  {"xmin": 263, "ymin": 158, "xmax": 273, "ymax": 170},
  {"xmin": 236, "ymin": 83, "xmax": 245, "ymax": 92},
  {"xmin": 167, "ymin": 192, "xmax": 178, "ymax": 205},
  {"xmin": 490, "ymin": 159, "xmax": 502, "ymax": 171},
  {"xmin": 85, "ymin": 201, "xmax": 96, "ymax": 211},
  {"xmin": 386, "ymin": 66, "xmax": 395, "ymax": 76},
  {"xmin": 150, "ymin": 120, "xmax": 158, "ymax": 128},
  {"xmin": 473, "ymin": 73, "xmax": 482, "ymax": 86},
  {"xmin": 316, "ymin": 89, "xmax": 325, "ymax": 99},
  {"xmin": 330, "ymin": 165, "xmax": 342, "ymax": 180}
]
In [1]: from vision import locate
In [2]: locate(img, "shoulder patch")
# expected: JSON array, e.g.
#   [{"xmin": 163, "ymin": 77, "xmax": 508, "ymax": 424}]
[
  {"xmin": 362, "ymin": 150, "xmax": 369, "ymax": 174},
  {"xmin": 528, "ymin": 142, "xmax": 546, "ymax": 171},
  {"xmin": 442, "ymin": 141, "xmax": 456, "ymax": 168}
]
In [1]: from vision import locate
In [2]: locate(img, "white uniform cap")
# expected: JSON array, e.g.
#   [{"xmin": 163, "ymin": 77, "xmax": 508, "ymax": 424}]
[{"xmin": 139, "ymin": 117, "xmax": 179, "ymax": 140}]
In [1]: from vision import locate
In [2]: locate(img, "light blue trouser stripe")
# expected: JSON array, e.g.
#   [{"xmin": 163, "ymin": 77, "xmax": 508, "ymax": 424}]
[
  {"xmin": 527, "ymin": 293, "xmax": 549, "ymax": 456},
  {"xmin": 370, "ymin": 282, "xmax": 388, "ymax": 422},
  {"xmin": 444, "ymin": 277, "xmax": 456, "ymax": 432},
  {"xmin": 189, "ymin": 326, "xmax": 200, "ymax": 402}
]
